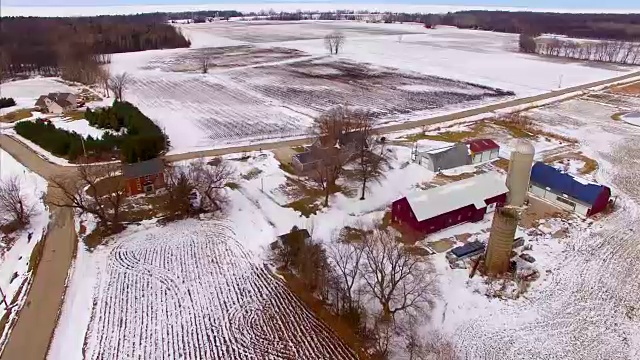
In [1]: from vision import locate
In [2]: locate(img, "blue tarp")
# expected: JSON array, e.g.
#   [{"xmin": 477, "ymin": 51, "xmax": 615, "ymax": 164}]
[{"xmin": 530, "ymin": 162, "xmax": 605, "ymax": 205}]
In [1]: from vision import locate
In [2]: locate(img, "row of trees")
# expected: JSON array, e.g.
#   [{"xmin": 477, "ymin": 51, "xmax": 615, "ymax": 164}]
[
  {"xmin": 48, "ymin": 158, "xmax": 234, "ymax": 234},
  {"xmin": 520, "ymin": 34, "xmax": 640, "ymax": 65},
  {"xmin": 15, "ymin": 100, "xmax": 167, "ymax": 163},
  {"xmin": 0, "ymin": 15, "xmax": 190, "ymax": 83},
  {"xmin": 269, "ymin": 225, "xmax": 448, "ymax": 358},
  {"xmin": 422, "ymin": 11, "xmax": 640, "ymax": 41},
  {"xmin": 14, "ymin": 119, "xmax": 121, "ymax": 161}
]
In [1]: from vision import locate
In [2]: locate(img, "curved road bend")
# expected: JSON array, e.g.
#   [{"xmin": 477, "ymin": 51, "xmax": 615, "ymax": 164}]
[{"xmin": 0, "ymin": 70, "xmax": 639, "ymax": 360}]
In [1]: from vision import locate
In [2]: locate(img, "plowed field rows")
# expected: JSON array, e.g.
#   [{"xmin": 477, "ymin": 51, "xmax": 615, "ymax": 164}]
[{"xmin": 84, "ymin": 220, "xmax": 355, "ymax": 359}]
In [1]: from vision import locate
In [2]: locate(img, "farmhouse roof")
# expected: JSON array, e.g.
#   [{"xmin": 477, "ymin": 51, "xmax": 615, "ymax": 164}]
[
  {"xmin": 293, "ymin": 150, "xmax": 321, "ymax": 165},
  {"xmin": 35, "ymin": 95, "xmax": 49, "ymax": 107},
  {"xmin": 122, "ymin": 158, "xmax": 164, "ymax": 179},
  {"xmin": 419, "ymin": 143, "xmax": 470, "ymax": 171},
  {"xmin": 405, "ymin": 171, "xmax": 508, "ymax": 222},
  {"xmin": 530, "ymin": 162, "xmax": 607, "ymax": 206},
  {"xmin": 317, "ymin": 130, "xmax": 366, "ymax": 148},
  {"xmin": 467, "ymin": 139, "xmax": 499, "ymax": 153},
  {"xmin": 277, "ymin": 228, "xmax": 311, "ymax": 243}
]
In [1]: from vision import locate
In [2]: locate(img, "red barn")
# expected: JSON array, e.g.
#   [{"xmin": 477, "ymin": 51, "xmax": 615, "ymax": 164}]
[
  {"xmin": 122, "ymin": 158, "xmax": 166, "ymax": 196},
  {"xmin": 392, "ymin": 172, "xmax": 508, "ymax": 235}
]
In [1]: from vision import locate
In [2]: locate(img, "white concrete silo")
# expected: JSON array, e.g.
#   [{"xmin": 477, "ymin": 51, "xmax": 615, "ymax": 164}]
[{"xmin": 506, "ymin": 139, "xmax": 535, "ymax": 207}]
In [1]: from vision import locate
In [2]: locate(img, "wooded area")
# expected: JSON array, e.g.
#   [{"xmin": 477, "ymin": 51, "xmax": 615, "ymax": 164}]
[
  {"xmin": 0, "ymin": 14, "xmax": 190, "ymax": 83},
  {"xmin": 15, "ymin": 101, "xmax": 167, "ymax": 163},
  {"xmin": 521, "ymin": 35, "xmax": 640, "ymax": 65},
  {"xmin": 422, "ymin": 11, "xmax": 640, "ymax": 41}
]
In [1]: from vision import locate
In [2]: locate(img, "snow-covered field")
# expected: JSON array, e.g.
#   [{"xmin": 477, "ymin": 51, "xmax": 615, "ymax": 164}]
[
  {"xmin": 106, "ymin": 21, "xmax": 633, "ymax": 153},
  {"xmin": 0, "ymin": 149, "xmax": 48, "ymax": 349},
  {"xmin": 49, "ymin": 216, "xmax": 355, "ymax": 360}
]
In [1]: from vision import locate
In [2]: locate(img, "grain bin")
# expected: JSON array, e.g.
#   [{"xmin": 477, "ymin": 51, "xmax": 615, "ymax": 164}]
[
  {"xmin": 506, "ymin": 139, "xmax": 535, "ymax": 207},
  {"xmin": 485, "ymin": 207, "xmax": 519, "ymax": 275}
]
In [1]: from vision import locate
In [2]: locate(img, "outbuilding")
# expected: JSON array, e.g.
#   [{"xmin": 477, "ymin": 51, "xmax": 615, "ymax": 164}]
[
  {"xmin": 528, "ymin": 162, "xmax": 611, "ymax": 217},
  {"xmin": 467, "ymin": 139, "xmax": 500, "ymax": 164},
  {"xmin": 391, "ymin": 172, "xmax": 509, "ymax": 235},
  {"xmin": 414, "ymin": 143, "xmax": 470, "ymax": 172},
  {"xmin": 122, "ymin": 158, "xmax": 166, "ymax": 196}
]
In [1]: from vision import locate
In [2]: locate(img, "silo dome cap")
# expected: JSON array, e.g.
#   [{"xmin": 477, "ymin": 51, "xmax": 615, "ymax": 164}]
[{"xmin": 513, "ymin": 139, "xmax": 535, "ymax": 155}]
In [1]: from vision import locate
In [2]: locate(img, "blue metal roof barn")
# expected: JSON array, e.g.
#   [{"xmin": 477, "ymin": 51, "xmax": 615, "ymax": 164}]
[{"xmin": 530, "ymin": 162, "xmax": 606, "ymax": 206}]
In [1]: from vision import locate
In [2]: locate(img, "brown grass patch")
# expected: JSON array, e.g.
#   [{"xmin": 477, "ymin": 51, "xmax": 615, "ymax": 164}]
[
  {"xmin": 544, "ymin": 152, "xmax": 598, "ymax": 175},
  {"xmin": 404, "ymin": 122, "xmax": 487, "ymax": 142},
  {"xmin": 0, "ymin": 108, "xmax": 35, "ymax": 123},
  {"xmin": 285, "ymin": 197, "xmax": 321, "ymax": 217},
  {"xmin": 493, "ymin": 157, "xmax": 510, "ymax": 171},
  {"xmin": 275, "ymin": 270, "xmax": 370, "ymax": 360},
  {"xmin": 609, "ymin": 81, "xmax": 640, "ymax": 96},
  {"xmin": 63, "ymin": 110, "xmax": 85, "ymax": 121},
  {"xmin": 427, "ymin": 239, "xmax": 455, "ymax": 253},
  {"xmin": 492, "ymin": 114, "xmax": 578, "ymax": 144},
  {"xmin": 28, "ymin": 239, "xmax": 45, "ymax": 275}
]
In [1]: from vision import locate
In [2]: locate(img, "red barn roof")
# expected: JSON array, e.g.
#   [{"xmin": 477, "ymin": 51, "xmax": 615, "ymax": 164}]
[{"xmin": 467, "ymin": 139, "xmax": 499, "ymax": 153}]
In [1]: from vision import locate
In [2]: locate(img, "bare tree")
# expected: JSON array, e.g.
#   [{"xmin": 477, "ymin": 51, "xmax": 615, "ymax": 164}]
[
  {"xmin": 327, "ymin": 235, "xmax": 366, "ymax": 311},
  {"xmin": 108, "ymin": 72, "xmax": 129, "ymax": 101},
  {"xmin": 311, "ymin": 106, "xmax": 365, "ymax": 206},
  {"xmin": 200, "ymin": 55, "xmax": 210, "ymax": 74},
  {"xmin": 188, "ymin": 158, "xmax": 234, "ymax": 212},
  {"xmin": 48, "ymin": 164, "xmax": 127, "ymax": 233},
  {"xmin": 351, "ymin": 115, "xmax": 389, "ymax": 200},
  {"xmin": 0, "ymin": 176, "xmax": 37, "ymax": 228},
  {"xmin": 98, "ymin": 66, "xmax": 111, "ymax": 98},
  {"xmin": 324, "ymin": 31, "xmax": 346, "ymax": 55},
  {"xmin": 164, "ymin": 164, "xmax": 195, "ymax": 217},
  {"xmin": 361, "ymin": 229, "xmax": 438, "ymax": 320}
]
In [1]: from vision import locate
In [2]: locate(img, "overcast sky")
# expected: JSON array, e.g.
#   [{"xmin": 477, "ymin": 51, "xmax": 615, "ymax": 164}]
[{"xmin": 3, "ymin": 0, "xmax": 638, "ymax": 9}]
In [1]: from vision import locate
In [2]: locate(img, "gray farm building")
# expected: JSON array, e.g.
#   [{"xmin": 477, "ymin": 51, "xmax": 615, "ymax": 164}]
[{"xmin": 414, "ymin": 143, "xmax": 470, "ymax": 172}]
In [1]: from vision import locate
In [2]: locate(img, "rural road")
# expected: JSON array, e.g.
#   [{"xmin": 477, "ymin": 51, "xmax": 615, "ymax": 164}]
[
  {"xmin": 0, "ymin": 135, "xmax": 77, "ymax": 360},
  {"xmin": 0, "ymin": 69, "xmax": 639, "ymax": 360},
  {"xmin": 165, "ymin": 69, "xmax": 640, "ymax": 162}
]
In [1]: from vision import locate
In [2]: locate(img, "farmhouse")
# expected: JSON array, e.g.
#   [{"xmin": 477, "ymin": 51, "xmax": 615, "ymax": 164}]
[
  {"xmin": 292, "ymin": 131, "xmax": 366, "ymax": 173},
  {"xmin": 528, "ymin": 162, "xmax": 611, "ymax": 217},
  {"xmin": 34, "ymin": 92, "xmax": 78, "ymax": 114},
  {"xmin": 467, "ymin": 139, "xmax": 500, "ymax": 164},
  {"xmin": 414, "ymin": 143, "xmax": 470, "ymax": 172},
  {"xmin": 392, "ymin": 172, "xmax": 508, "ymax": 235},
  {"xmin": 122, "ymin": 158, "xmax": 166, "ymax": 196},
  {"xmin": 271, "ymin": 227, "xmax": 312, "ymax": 250}
]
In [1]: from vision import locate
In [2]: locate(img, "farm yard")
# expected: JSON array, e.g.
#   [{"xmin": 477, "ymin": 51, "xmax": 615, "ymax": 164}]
[{"xmin": 107, "ymin": 21, "xmax": 635, "ymax": 153}]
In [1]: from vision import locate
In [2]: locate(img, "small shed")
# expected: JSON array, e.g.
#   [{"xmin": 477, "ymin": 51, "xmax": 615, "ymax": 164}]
[
  {"xmin": 122, "ymin": 158, "xmax": 166, "ymax": 196},
  {"xmin": 528, "ymin": 162, "xmax": 611, "ymax": 216},
  {"xmin": 391, "ymin": 172, "xmax": 509, "ymax": 235},
  {"xmin": 415, "ymin": 143, "xmax": 470, "ymax": 172},
  {"xmin": 467, "ymin": 139, "xmax": 500, "ymax": 164}
]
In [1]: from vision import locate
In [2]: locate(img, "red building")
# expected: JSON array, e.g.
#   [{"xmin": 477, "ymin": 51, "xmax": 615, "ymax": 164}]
[
  {"xmin": 122, "ymin": 158, "xmax": 166, "ymax": 196},
  {"xmin": 392, "ymin": 172, "xmax": 508, "ymax": 235}
]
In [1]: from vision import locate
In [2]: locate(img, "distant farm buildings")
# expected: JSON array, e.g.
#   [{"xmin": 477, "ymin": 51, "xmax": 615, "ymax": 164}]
[
  {"xmin": 391, "ymin": 172, "xmax": 508, "ymax": 235},
  {"xmin": 467, "ymin": 139, "xmax": 500, "ymax": 164},
  {"xmin": 413, "ymin": 139, "xmax": 500, "ymax": 172},
  {"xmin": 122, "ymin": 158, "xmax": 166, "ymax": 196},
  {"xmin": 528, "ymin": 162, "xmax": 611, "ymax": 217},
  {"xmin": 34, "ymin": 92, "xmax": 78, "ymax": 114}
]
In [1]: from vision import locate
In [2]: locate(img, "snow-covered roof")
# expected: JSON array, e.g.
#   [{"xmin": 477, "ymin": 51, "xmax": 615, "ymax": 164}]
[{"xmin": 405, "ymin": 172, "xmax": 508, "ymax": 222}]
